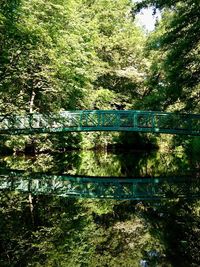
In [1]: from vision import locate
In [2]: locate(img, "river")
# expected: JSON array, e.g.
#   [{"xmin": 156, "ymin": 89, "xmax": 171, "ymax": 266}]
[{"xmin": 0, "ymin": 148, "xmax": 199, "ymax": 266}]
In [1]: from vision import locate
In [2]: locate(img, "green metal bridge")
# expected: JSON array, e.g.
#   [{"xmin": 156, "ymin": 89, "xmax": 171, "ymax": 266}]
[
  {"xmin": 0, "ymin": 169, "xmax": 199, "ymax": 200},
  {"xmin": 0, "ymin": 110, "xmax": 199, "ymax": 135}
]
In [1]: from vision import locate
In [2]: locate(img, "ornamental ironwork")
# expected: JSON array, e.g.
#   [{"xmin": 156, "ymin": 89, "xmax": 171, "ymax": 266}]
[{"xmin": 0, "ymin": 110, "xmax": 199, "ymax": 135}]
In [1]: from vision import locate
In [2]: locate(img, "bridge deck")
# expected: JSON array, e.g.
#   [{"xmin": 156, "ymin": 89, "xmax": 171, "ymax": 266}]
[{"xmin": 0, "ymin": 110, "xmax": 199, "ymax": 135}]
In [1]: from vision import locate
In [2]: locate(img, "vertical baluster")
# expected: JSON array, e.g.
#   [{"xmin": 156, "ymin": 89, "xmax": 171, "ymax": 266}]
[
  {"xmin": 102, "ymin": 112, "xmax": 105, "ymax": 127},
  {"xmin": 114, "ymin": 112, "xmax": 120, "ymax": 129},
  {"xmin": 134, "ymin": 112, "xmax": 138, "ymax": 129},
  {"xmin": 97, "ymin": 111, "xmax": 101, "ymax": 127},
  {"xmin": 85, "ymin": 112, "xmax": 88, "ymax": 127},
  {"xmin": 187, "ymin": 116, "xmax": 192, "ymax": 134},
  {"xmin": 29, "ymin": 114, "xmax": 33, "ymax": 128},
  {"xmin": 132, "ymin": 183, "xmax": 136, "ymax": 197},
  {"xmin": 79, "ymin": 111, "xmax": 83, "ymax": 128},
  {"xmin": 152, "ymin": 113, "xmax": 155, "ymax": 130}
]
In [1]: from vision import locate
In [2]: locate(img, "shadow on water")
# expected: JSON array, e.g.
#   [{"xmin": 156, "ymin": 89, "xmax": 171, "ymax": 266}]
[{"xmin": 0, "ymin": 148, "xmax": 199, "ymax": 266}]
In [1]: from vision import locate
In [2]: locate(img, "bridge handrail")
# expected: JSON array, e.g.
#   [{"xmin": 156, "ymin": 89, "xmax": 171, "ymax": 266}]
[{"xmin": 0, "ymin": 110, "xmax": 199, "ymax": 136}]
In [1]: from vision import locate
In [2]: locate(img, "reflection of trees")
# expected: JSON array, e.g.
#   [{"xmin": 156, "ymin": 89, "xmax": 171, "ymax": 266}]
[
  {"xmin": 140, "ymin": 199, "xmax": 200, "ymax": 267},
  {"xmin": 0, "ymin": 192, "xmax": 93, "ymax": 267},
  {"xmin": 0, "ymin": 185, "xmax": 200, "ymax": 266},
  {"xmin": 1, "ymin": 148, "xmax": 197, "ymax": 179},
  {"xmin": 117, "ymin": 150, "xmax": 193, "ymax": 177},
  {"xmin": 0, "ymin": 150, "xmax": 199, "ymax": 266}
]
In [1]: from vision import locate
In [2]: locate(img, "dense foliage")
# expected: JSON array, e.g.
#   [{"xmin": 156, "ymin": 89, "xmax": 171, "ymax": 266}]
[
  {"xmin": 0, "ymin": 0, "xmax": 199, "ymax": 152},
  {"xmin": 0, "ymin": 1, "xmax": 200, "ymax": 266},
  {"xmin": 135, "ymin": 0, "xmax": 200, "ymax": 113},
  {"xmin": 0, "ymin": 0, "xmax": 146, "ymax": 114},
  {"xmin": 0, "ymin": 0, "xmax": 152, "ymax": 151}
]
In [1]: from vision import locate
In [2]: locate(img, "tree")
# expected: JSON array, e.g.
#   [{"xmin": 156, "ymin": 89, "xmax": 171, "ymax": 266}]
[
  {"xmin": 1, "ymin": 0, "xmax": 148, "ymax": 151},
  {"xmin": 134, "ymin": 0, "xmax": 200, "ymax": 113}
]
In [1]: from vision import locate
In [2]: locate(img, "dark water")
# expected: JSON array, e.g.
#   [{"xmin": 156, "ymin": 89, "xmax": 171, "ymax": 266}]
[{"xmin": 0, "ymin": 149, "xmax": 200, "ymax": 266}]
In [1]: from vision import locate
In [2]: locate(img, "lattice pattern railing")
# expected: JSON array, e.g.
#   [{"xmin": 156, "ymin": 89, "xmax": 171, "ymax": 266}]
[
  {"xmin": 0, "ymin": 170, "xmax": 199, "ymax": 200},
  {"xmin": 0, "ymin": 110, "xmax": 199, "ymax": 135}
]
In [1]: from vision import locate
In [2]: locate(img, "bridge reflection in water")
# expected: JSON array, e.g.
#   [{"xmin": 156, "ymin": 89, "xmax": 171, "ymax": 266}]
[{"xmin": 0, "ymin": 169, "xmax": 199, "ymax": 200}]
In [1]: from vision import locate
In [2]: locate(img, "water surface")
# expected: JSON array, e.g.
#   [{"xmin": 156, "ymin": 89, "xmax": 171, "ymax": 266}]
[{"xmin": 0, "ymin": 149, "xmax": 199, "ymax": 266}]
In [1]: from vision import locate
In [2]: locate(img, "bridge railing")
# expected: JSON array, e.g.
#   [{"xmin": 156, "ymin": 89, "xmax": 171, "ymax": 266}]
[{"xmin": 0, "ymin": 110, "xmax": 199, "ymax": 135}]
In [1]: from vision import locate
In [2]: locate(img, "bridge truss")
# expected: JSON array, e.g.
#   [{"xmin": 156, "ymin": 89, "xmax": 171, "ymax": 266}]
[{"xmin": 0, "ymin": 110, "xmax": 199, "ymax": 135}]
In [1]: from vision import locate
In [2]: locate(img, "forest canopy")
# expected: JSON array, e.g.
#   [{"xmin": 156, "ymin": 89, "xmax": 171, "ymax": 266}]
[
  {"xmin": 0, "ymin": 0, "xmax": 199, "ymax": 151},
  {"xmin": 134, "ymin": 0, "xmax": 200, "ymax": 112},
  {"xmin": 0, "ymin": 0, "xmax": 147, "ymax": 114}
]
